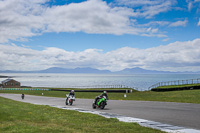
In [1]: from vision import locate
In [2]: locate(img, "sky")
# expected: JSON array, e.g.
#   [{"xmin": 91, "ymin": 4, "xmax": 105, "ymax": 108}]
[{"xmin": 0, "ymin": 0, "xmax": 200, "ymax": 72}]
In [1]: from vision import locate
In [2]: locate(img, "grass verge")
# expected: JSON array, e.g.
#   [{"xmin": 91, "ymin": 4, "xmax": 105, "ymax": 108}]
[
  {"xmin": 155, "ymin": 84, "xmax": 200, "ymax": 89},
  {"xmin": 151, "ymin": 84, "xmax": 200, "ymax": 92},
  {"xmin": 1, "ymin": 89, "xmax": 200, "ymax": 104},
  {"xmin": 0, "ymin": 97, "xmax": 163, "ymax": 133}
]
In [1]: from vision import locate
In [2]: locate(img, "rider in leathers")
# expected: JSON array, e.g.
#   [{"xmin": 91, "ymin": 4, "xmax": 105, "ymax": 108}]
[
  {"xmin": 66, "ymin": 90, "xmax": 75, "ymax": 101},
  {"xmin": 95, "ymin": 91, "xmax": 108, "ymax": 105}
]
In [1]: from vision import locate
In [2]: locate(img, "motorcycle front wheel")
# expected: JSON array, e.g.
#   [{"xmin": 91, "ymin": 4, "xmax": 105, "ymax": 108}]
[
  {"xmin": 69, "ymin": 100, "xmax": 73, "ymax": 105},
  {"xmin": 100, "ymin": 102, "xmax": 105, "ymax": 109}
]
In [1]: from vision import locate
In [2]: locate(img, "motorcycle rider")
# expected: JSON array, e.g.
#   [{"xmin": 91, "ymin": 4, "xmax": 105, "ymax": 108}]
[
  {"xmin": 21, "ymin": 93, "xmax": 25, "ymax": 99},
  {"xmin": 66, "ymin": 90, "xmax": 75, "ymax": 101},
  {"xmin": 94, "ymin": 91, "xmax": 108, "ymax": 105}
]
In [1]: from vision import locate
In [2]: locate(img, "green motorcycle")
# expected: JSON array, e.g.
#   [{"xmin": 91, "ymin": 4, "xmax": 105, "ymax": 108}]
[{"xmin": 92, "ymin": 96, "xmax": 107, "ymax": 109}]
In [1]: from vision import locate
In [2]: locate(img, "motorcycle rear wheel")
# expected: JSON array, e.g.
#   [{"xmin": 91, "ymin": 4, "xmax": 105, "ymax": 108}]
[{"xmin": 92, "ymin": 103, "xmax": 96, "ymax": 109}]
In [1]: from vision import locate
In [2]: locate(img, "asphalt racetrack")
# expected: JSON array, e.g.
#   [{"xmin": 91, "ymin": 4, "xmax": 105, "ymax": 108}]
[{"xmin": 1, "ymin": 94, "xmax": 200, "ymax": 131}]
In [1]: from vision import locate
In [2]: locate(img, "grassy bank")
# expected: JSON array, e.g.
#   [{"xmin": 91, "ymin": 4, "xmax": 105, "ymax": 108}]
[
  {"xmin": 1, "ymin": 89, "xmax": 200, "ymax": 104},
  {"xmin": 49, "ymin": 87, "xmax": 132, "ymax": 90},
  {"xmin": 0, "ymin": 97, "xmax": 163, "ymax": 133},
  {"xmin": 151, "ymin": 84, "xmax": 200, "ymax": 92},
  {"xmin": 155, "ymin": 84, "xmax": 200, "ymax": 89}
]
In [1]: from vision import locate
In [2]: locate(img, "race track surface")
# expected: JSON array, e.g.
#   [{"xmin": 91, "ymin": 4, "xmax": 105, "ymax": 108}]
[{"xmin": 1, "ymin": 94, "xmax": 200, "ymax": 130}]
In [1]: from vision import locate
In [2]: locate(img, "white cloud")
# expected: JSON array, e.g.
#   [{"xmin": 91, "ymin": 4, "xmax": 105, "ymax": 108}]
[
  {"xmin": 1, "ymin": 38, "xmax": 200, "ymax": 72},
  {"xmin": 0, "ymin": 0, "xmax": 144, "ymax": 43},
  {"xmin": 162, "ymin": 38, "xmax": 170, "ymax": 41},
  {"xmin": 0, "ymin": 0, "xmax": 47, "ymax": 43},
  {"xmin": 169, "ymin": 19, "xmax": 188, "ymax": 27},
  {"xmin": 43, "ymin": 0, "xmax": 138, "ymax": 35},
  {"xmin": 115, "ymin": 0, "xmax": 176, "ymax": 18},
  {"xmin": 140, "ymin": 1, "xmax": 174, "ymax": 18},
  {"xmin": 115, "ymin": 0, "xmax": 161, "ymax": 6},
  {"xmin": 0, "ymin": 0, "xmax": 171, "ymax": 43},
  {"xmin": 188, "ymin": 2, "xmax": 193, "ymax": 11},
  {"xmin": 186, "ymin": 0, "xmax": 200, "ymax": 11},
  {"xmin": 142, "ymin": 21, "xmax": 170, "ymax": 26},
  {"xmin": 198, "ymin": 18, "xmax": 200, "ymax": 26},
  {"xmin": 142, "ymin": 19, "xmax": 188, "ymax": 30}
]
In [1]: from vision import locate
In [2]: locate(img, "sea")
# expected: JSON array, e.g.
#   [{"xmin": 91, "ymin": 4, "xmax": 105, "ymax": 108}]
[{"xmin": 0, "ymin": 73, "xmax": 200, "ymax": 91}]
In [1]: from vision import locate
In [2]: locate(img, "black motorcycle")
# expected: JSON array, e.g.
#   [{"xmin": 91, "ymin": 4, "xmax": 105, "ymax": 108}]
[{"xmin": 21, "ymin": 94, "xmax": 25, "ymax": 99}]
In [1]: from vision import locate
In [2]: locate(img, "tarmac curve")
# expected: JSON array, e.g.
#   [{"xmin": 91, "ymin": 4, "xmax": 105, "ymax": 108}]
[{"xmin": 0, "ymin": 94, "xmax": 200, "ymax": 132}]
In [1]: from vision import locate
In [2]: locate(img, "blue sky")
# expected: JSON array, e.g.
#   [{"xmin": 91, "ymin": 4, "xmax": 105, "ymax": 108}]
[{"xmin": 0, "ymin": 0, "xmax": 200, "ymax": 72}]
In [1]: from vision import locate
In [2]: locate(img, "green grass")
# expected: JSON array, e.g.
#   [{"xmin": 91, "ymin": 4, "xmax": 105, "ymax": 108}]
[
  {"xmin": 49, "ymin": 87, "xmax": 131, "ymax": 90},
  {"xmin": 156, "ymin": 84, "xmax": 200, "ymax": 89},
  {"xmin": 1, "ymin": 89, "xmax": 200, "ymax": 104},
  {"xmin": 124, "ymin": 90, "xmax": 200, "ymax": 103},
  {"xmin": 0, "ymin": 97, "xmax": 163, "ymax": 133},
  {"xmin": 19, "ymin": 87, "xmax": 131, "ymax": 91}
]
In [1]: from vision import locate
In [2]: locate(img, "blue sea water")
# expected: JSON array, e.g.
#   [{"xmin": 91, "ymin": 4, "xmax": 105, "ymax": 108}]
[{"xmin": 0, "ymin": 73, "xmax": 200, "ymax": 91}]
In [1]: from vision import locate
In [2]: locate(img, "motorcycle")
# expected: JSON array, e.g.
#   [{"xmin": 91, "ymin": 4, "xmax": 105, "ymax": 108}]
[
  {"xmin": 65, "ymin": 95, "xmax": 75, "ymax": 105},
  {"xmin": 92, "ymin": 96, "xmax": 107, "ymax": 109},
  {"xmin": 21, "ymin": 94, "xmax": 25, "ymax": 99}
]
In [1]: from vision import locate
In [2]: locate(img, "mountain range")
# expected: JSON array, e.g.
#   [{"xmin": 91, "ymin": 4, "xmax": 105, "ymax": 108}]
[{"xmin": 0, "ymin": 67, "xmax": 198, "ymax": 74}]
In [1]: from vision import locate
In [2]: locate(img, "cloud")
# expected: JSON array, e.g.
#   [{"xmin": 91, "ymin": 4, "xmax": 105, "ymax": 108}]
[
  {"xmin": 140, "ymin": 1, "xmax": 175, "ymax": 18},
  {"xmin": 162, "ymin": 38, "xmax": 170, "ymax": 42},
  {"xmin": 186, "ymin": 0, "xmax": 200, "ymax": 11},
  {"xmin": 169, "ymin": 19, "xmax": 188, "ymax": 27},
  {"xmin": 43, "ymin": 0, "xmax": 139, "ymax": 35},
  {"xmin": 103, "ymin": 39, "xmax": 200, "ymax": 71},
  {"xmin": 114, "ymin": 0, "xmax": 176, "ymax": 18},
  {"xmin": 188, "ymin": 2, "xmax": 193, "ymax": 11},
  {"xmin": 0, "ymin": 0, "xmax": 144, "ymax": 43},
  {"xmin": 114, "ymin": 0, "xmax": 161, "ymax": 6},
  {"xmin": 198, "ymin": 18, "xmax": 200, "ymax": 26},
  {"xmin": 142, "ymin": 21, "xmax": 170, "ymax": 26},
  {"xmin": 0, "ymin": 0, "xmax": 173, "ymax": 43},
  {"xmin": 1, "ymin": 38, "xmax": 200, "ymax": 72},
  {"xmin": 0, "ymin": 0, "xmax": 47, "ymax": 43}
]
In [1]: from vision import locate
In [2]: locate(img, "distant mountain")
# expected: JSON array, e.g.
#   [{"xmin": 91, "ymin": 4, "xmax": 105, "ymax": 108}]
[
  {"xmin": 0, "ymin": 67, "xmax": 111, "ymax": 74},
  {"xmin": 39, "ymin": 67, "xmax": 111, "ymax": 73},
  {"xmin": 117, "ymin": 67, "xmax": 175, "ymax": 74},
  {"xmin": 0, "ymin": 75, "xmax": 12, "ymax": 78},
  {"xmin": 0, "ymin": 67, "xmax": 198, "ymax": 74},
  {"xmin": 38, "ymin": 67, "xmax": 72, "ymax": 73},
  {"xmin": 0, "ymin": 70, "xmax": 34, "ymax": 73}
]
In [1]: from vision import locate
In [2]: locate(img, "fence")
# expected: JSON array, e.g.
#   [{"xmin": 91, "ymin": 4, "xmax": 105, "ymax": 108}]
[
  {"xmin": 0, "ymin": 85, "xmax": 137, "ymax": 92},
  {"xmin": 51, "ymin": 89, "xmax": 133, "ymax": 93},
  {"xmin": 0, "ymin": 88, "xmax": 50, "ymax": 91},
  {"xmin": 148, "ymin": 78, "xmax": 200, "ymax": 90},
  {"xmin": 63, "ymin": 85, "xmax": 132, "ymax": 89}
]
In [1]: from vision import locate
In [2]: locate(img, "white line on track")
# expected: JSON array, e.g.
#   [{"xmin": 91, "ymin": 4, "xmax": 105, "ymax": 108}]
[{"xmin": 50, "ymin": 105, "xmax": 200, "ymax": 133}]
